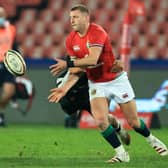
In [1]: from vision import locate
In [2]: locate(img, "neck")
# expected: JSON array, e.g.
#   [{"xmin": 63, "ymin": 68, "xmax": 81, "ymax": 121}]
[{"xmin": 78, "ymin": 23, "xmax": 90, "ymax": 37}]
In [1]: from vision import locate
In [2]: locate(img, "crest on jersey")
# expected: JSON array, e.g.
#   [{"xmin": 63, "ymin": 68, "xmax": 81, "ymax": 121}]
[{"xmin": 86, "ymin": 41, "xmax": 90, "ymax": 48}]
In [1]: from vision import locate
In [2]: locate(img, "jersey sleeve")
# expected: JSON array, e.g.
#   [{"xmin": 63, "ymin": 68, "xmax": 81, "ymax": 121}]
[{"xmin": 88, "ymin": 27, "xmax": 107, "ymax": 48}]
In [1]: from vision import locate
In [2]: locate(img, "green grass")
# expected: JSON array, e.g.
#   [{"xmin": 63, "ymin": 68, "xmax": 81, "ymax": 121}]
[{"xmin": 0, "ymin": 125, "xmax": 167, "ymax": 168}]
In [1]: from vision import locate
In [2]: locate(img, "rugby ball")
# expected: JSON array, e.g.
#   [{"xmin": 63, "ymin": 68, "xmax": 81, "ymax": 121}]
[{"xmin": 4, "ymin": 50, "xmax": 26, "ymax": 76}]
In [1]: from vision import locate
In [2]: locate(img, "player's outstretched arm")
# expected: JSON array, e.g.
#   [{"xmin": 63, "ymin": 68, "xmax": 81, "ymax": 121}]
[
  {"xmin": 49, "ymin": 59, "xmax": 67, "ymax": 76},
  {"xmin": 48, "ymin": 87, "xmax": 66, "ymax": 103},
  {"xmin": 48, "ymin": 72, "xmax": 81, "ymax": 103}
]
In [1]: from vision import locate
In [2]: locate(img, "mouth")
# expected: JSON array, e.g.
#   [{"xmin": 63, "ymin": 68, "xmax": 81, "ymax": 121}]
[{"xmin": 71, "ymin": 25, "xmax": 77, "ymax": 30}]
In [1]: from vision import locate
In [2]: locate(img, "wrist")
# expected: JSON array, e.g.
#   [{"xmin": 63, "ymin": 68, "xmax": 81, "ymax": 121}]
[
  {"xmin": 66, "ymin": 59, "xmax": 75, "ymax": 67},
  {"xmin": 62, "ymin": 86, "xmax": 69, "ymax": 95}
]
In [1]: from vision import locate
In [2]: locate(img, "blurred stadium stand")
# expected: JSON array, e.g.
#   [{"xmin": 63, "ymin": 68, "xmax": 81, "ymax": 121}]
[{"xmin": 0, "ymin": 0, "xmax": 167, "ymax": 59}]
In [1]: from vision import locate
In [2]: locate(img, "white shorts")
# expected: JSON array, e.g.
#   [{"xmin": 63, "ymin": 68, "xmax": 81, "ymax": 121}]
[{"xmin": 88, "ymin": 72, "xmax": 135, "ymax": 104}]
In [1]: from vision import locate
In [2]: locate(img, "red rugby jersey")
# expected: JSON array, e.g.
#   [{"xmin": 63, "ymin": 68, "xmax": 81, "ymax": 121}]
[
  {"xmin": 66, "ymin": 23, "xmax": 118, "ymax": 82},
  {"xmin": 0, "ymin": 21, "xmax": 16, "ymax": 62}
]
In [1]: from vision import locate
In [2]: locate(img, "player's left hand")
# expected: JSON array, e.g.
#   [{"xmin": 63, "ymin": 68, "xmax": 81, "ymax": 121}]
[
  {"xmin": 48, "ymin": 87, "xmax": 66, "ymax": 103},
  {"xmin": 49, "ymin": 59, "xmax": 67, "ymax": 76},
  {"xmin": 111, "ymin": 60, "xmax": 124, "ymax": 73}
]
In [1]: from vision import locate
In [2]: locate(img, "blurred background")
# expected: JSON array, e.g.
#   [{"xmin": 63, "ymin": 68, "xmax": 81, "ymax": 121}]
[{"xmin": 1, "ymin": 0, "xmax": 168, "ymax": 127}]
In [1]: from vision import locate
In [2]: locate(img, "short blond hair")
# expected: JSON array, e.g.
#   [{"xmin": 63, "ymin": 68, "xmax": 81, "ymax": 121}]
[{"xmin": 71, "ymin": 4, "xmax": 89, "ymax": 14}]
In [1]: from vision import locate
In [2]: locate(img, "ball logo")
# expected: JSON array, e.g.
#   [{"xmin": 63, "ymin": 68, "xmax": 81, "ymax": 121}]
[
  {"xmin": 4, "ymin": 50, "xmax": 26, "ymax": 76},
  {"xmin": 8, "ymin": 53, "xmax": 22, "ymax": 72}
]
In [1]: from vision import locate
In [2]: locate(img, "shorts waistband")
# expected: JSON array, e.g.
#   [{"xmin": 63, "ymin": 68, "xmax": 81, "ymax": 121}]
[
  {"xmin": 115, "ymin": 71, "xmax": 125, "ymax": 79},
  {"xmin": 88, "ymin": 71, "xmax": 126, "ymax": 85}
]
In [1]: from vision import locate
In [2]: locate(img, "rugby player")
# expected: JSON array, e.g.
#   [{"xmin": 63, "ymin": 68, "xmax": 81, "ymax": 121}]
[
  {"xmin": 48, "ymin": 4, "xmax": 168, "ymax": 163},
  {"xmin": 56, "ymin": 62, "xmax": 130, "ymax": 145},
  {"xmin": 0, "ymin": 7, "xmax": 17, "ymax": 126}
]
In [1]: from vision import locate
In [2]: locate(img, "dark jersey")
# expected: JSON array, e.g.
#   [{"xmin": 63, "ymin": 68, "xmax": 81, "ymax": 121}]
[
  {"xmin": 59, "ymin": 72, "xmax": 91, "ymax": 115},
  {"xmin": 0, "ymin": 62, "xmax": 15, "ymax": 86}
]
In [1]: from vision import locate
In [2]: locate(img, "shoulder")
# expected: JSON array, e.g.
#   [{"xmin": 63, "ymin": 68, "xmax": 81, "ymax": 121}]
[
  {"xmin": 10, "ymin": 24, "xmax": 16, "ymax": 30},
  {"xmin": 89, "ymin": 23, "xmax": 107, "ymax": 34},
  {"xmin": 88, "ymin": 23, "xmax": 107, "ymax": 41},
  {"xmin": 5, "ymin": 21, "xmax": 15, "ymax": 29}
]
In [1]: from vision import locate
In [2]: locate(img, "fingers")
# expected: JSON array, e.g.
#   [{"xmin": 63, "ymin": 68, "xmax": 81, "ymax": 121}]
[
  {"xmin": 49, "ymin": 59, "xmax": 67, "ymax": 76},
  {"xmin": 48, "ymin": 88, "xmax": 63, "ymax": 103},
  {"xmin": 111, "ymin": 60, "xmax": 123, "ymax": 73},
  {"xmin": 48, "ymin": 93, "xmax": 60, "ymax": 103},
  {"xmin": 49, "ymin": 64, "xmax": 57, "ymax": 69},
  {"xmin": 48, "ymin": 96, "xmax": 59, "ymax": 103},
  {"xmin": 48, "ymin": 89, "xmax": 59, "ymax": 99},
  {"xmin": 111, "ymin": 67, "xmax": 123, "ymax": 73},
  {"xmin": 50, "ymin": 67, "xmax": 61, "ymax": 76},
  {"xmin": 112, "ymin": 60, "xmax": 117, "ymax": 65},
  {"xmin": 111, "ymin": 65, "xmax": 123, "ymax": 73},
  {"xmin": 50, "ymin": 88, "xmax": 59, "ymax": 92},
  {"xmin": 49, "ymin": 64, "xmax": 62, "ymax": 76},
  {"xmin": 49, "ymin": 58, "xmax": 60, "ymax": 69}
]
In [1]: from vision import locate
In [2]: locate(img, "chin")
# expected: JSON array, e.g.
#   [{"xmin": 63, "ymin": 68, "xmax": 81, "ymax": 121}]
[
  {"xmin": 72, "ymin": 26, "xmax": 78, "ymax": 31},
  {"xmin": 73, "ymin": 29, "xmax": 79, "ymax": 32}
]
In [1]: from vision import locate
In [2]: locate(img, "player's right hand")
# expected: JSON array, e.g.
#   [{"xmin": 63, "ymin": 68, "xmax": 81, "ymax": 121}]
[
  {"xmin": 48, "ymin": 87, "xmax": 66, "ymax": 103},
  {"xmin": 49, "ymin": 58, "xmax": 67, "ymax": 76}
]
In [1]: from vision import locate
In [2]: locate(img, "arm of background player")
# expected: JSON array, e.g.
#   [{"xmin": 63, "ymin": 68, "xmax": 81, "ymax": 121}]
[{"xmin": 48, "ymin": 72, "xmax": 82, "ymax": 103}]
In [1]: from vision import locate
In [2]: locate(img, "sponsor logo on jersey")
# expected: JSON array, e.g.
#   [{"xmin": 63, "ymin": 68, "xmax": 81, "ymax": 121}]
[{"xmin": 73, "ymin": 45, "xmax": 80, "ymax": 51}]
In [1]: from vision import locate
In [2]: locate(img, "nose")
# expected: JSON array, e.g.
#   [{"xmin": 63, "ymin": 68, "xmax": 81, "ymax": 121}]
[{"xmin": 71, "ymin": 18, "xmax": 74, "ymax": 24}]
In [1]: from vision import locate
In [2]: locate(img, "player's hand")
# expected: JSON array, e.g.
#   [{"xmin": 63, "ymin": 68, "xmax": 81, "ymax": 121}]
[
  {"xmin": 111, "ymin": 60, "xmax": 124, "ymax": 73},
  {"xmin": 49, "ymin": 59, "xmax": 67, "ymax": 76},
  {"xmin": 48, "ymin": 87, "xmax": 66, "ymax": 103}
]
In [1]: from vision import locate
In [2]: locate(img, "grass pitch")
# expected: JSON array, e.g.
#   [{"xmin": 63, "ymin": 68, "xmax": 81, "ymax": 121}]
[{"xmin": 0, "ymin": 125, "xmax": 167, "ymax": 168}]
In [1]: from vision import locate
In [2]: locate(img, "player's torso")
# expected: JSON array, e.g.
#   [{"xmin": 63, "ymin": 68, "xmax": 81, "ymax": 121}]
[
  {"xmin": 0, "ymin": 24, "xmax": 15, "ymax": 62},
  {"xmin": 68, "ymin": 24, "xmax": 117, "ymax": 82},
  {"xmin": 0, "ymin": 61, "xmax": 15, "ymax": 85},
  {"xmin": 70, "ymin": 33, "xmax": 89, "ymax": 59}
]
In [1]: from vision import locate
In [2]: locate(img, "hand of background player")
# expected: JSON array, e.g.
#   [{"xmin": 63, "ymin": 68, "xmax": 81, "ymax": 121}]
[
  {"xmin": 111, "ymin": 60, "xmax": 124, "ymax": 73},
  {"xmin": 48, "ymin": 87, "xmax": 66, "ymax": 103},
  {"xmin": 49, "ymin": 59, "xmax": 67, "ymax": 76}
]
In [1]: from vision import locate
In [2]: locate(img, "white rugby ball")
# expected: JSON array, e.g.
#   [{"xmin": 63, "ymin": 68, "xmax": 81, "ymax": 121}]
[{"xmin": 4, "ymin": 50, "xmax": 26, "ymax": 76}]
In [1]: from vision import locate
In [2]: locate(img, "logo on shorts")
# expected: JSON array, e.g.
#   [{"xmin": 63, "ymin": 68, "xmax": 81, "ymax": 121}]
[
  {"xmin": 122, "ymin": 93, "xmax": 128, "ymax": 98},
  {"xmin": 91, "ymin": 89, "xmax": 96, "ymax": 95}
]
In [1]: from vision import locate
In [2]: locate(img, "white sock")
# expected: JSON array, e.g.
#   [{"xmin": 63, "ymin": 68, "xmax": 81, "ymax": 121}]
[
  {"xmin": 146, "ymin": 134, "xmax": 155, "ymax": 141},
  {"xmin": 114, "ymin": 145, "xmax": 126, "ymax": 154},
  {"xmin": 115, "ymin": 120, "xmax": 121, "ymax": 132}
]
